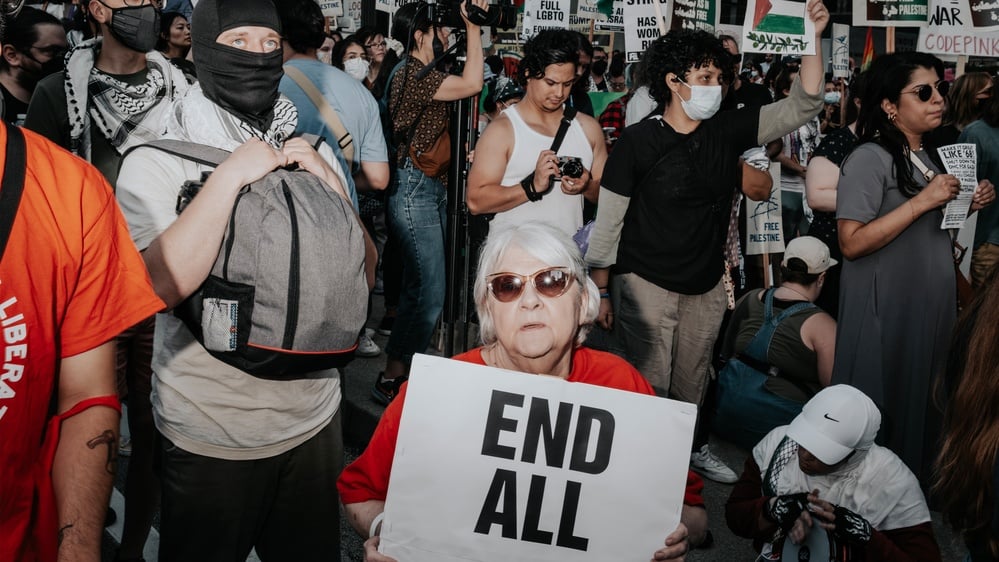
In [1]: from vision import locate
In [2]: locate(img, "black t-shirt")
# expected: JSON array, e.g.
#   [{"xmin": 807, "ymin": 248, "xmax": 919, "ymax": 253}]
[
  {"xmin": 721, "ymin": 81, "xmax": 773, "ymax": 112},
  {"xmin": 604, "ymin": 109, "xmax": 759, "ymax": 294},
  {"xmin": 0, "ymin": 83, "xmax": 28, "ymax": 125}
]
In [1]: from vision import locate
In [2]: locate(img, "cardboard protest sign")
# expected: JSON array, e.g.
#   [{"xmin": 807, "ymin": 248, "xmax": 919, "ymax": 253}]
[
  {"xmin": 918, "ymin": 0, "xmax": 999, "ymax": 54},
  {"xmin": 318, "ymin": 0, "xmax": 344, "ymax": 17},
  {"xmin": 741, "ymin": 0, "xmax": 816, "ymax": 55},
  {"xmin": 624, "ymin": 0, "xmax": 669, "ymax": 63},
  {"xmin": 523, "ymin": 0, "xmax": 571, "ymax": 38},
  {"xmin": 578, "ymin": 0, "xmax": 608, "ymax": 20},
  {"xmin": 380, "ymin": 354, "xmax": 697, "ymax": 562},
  {"xmin": 342, "ymin": 0, "xmax": 363, "ymax": 31},
  {"xmin": 746, "ymin": 163, "xmax": 786, "ymax": 255},
  {"xmin": 852, "ymin": 0, "xmax": 929, "ymax": 26},
  {"xmin": 376, "ymin": 0, "xmax": 394, "ymax": 13},
  {"xmin": 672, "ymin": 0, "xmax": 717, "ymax": 31},
  {"xmin": 937, "ymin": 144, "xmax": 978, "ymax": 229},
  {"xmin": 595, "ymin": 0, "xmax": 626, "ymax": 30},
  {"xmin": 831, "ymin": 23, "xmax": 851, "ymax": 78}
]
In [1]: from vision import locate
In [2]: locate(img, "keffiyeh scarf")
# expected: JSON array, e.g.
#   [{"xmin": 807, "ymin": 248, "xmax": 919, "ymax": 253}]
[
  {"xmin": 167, "ymin": 82, "xmax": 298, "ymax": 150},
  {"xmin": 65, "ymin": 38, "xmax": 191, "ymax": 159}
]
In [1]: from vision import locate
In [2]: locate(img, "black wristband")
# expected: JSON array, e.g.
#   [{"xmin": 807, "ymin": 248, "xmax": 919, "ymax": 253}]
[{"xmin": 521, "ymin": 173, "xmax": 543, "ymax": 202}]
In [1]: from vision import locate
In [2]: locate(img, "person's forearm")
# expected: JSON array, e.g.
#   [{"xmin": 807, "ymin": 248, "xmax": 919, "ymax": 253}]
[
  {"xmin": 345, "ymin": 500, "xmax": 386, "ymax": 539},
  {"xmin": 757, "ymin": 79, "xmax": 823, "ymax": 145},
  {"xmin": 466, "ymin": 181, "xmax": 532, "ymax": 214},
  {"xmin": 838, "ymin": 198, "xmax": 923, "ymax": 260},
  {"xmin": 682, "ymin": 505, "xmax": 709, "ymax": 547},
  {"xmin": 142, "ymin": 165, "xmax": 247, "ymax": 309},
  {"xmin": 53, "ymin": 405, "xmax": 119, "ymax": 561},
  {"xmin": 461, "ymin": 26, "xmax": 484, "ymax": 91},
  {"xmin": 798, "ymin": 30, "xmax": 824, "ymax": 96},
  {"xmin": 584, "ymin": 187, "xmax": 629, "ymax": 267},
  {"xmin": 776, "ymin": 153, "xmax": 805, "ymax": 175},
  {"xmin": 358, "ymin": 161, "xmax": 390, "ymax": 191}
]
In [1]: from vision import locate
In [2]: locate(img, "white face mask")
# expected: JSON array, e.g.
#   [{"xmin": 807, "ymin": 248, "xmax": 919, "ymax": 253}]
[
  {"xmin": 317, "ymin": 51, "xmax": 333, "ymax": 65},
  {"xmin": 677, "ymin": 79, "xmax": 723, "ymax": 121},
  {"xmin": 344, "ymin": 58, "xmax": 370, "ymax": 81}
]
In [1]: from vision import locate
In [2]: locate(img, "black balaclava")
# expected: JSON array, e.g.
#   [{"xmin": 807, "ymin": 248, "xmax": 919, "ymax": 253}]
[{"xmin": 191, "ymin": 0, "xmax": 283, "ymax": 132}]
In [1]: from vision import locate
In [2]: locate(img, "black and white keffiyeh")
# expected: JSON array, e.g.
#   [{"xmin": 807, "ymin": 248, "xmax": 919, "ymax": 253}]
[
  {"xmin": 65, "ymin": 38, "xmax": 191, "ymax": 159},
  {"xmin": 166, "ymin": 82, "xmax": 298, "ymax": 150}
]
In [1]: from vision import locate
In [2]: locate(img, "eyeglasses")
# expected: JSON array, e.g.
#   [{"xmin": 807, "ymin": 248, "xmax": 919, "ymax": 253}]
[
  {"xmin": 365, "ymin": 41, "xmax": 387, "ymax": 49},
  {"xmin": 486, "ymin": 267, "xmax": 574, "ymax": 303},
  {"xmin": 904, "ymin": 81, "xmax": 944, "ymax": 102},
  {"xmin": 610, "ymin": 80, "xmax": 627, "ymax": 90}
]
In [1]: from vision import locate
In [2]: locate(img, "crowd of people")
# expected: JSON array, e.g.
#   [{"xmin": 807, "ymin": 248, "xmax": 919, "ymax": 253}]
[{"xmin": 3, "ymin": 0, "xmax": 999, "ymax": 561}]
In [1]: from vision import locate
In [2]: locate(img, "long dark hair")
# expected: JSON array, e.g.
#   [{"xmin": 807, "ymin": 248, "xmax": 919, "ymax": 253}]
[
  {"xmin": 934, "ymin": 267, "xmax": 999, "ymax": 559},
  {"xmin": 856, "ymin": 52, "xmax": 944, "ymax": 198}
]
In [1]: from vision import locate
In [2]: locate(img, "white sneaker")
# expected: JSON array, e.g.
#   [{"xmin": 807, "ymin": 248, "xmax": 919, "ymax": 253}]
[
  {"xmin": 356, "ymin": 331, "xmax": 381, "ymax": 357},
  {"xmin": 690, "ymin": 444, "xmax": 738, "ymax": 484}
]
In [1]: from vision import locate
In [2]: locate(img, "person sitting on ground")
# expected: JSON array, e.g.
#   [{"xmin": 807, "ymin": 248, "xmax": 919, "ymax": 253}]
[
  {"xmin": 714, "ymin": 236, "xmax": 837, "ymax": 450},
  {"xmin": 338, "ymin": 222, "xmax": 708, "ymax": 561},
  {"xmin": 726, "ymin": 385, "xmax": 942, "ymax": 561}
]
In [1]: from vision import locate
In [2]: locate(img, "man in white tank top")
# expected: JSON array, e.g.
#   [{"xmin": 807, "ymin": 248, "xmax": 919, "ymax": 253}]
[{"xmin": 467, "ymin": 29, "xmax": 607, "ymax": 237}]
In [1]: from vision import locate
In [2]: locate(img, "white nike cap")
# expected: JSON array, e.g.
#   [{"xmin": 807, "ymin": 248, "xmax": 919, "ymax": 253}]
[{"xmin": 786, "ymin": 385, "xmax": 882, "ymax": 465}]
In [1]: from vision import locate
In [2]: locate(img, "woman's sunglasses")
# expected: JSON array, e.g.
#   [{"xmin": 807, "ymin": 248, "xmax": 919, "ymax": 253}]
[
  {"xmin": 904, "ymin": 81, "xmax": 944, "ymax": 102},
  {"xmin": 486, "ymin": 267, "xmax": 574, "ymax": 303}
]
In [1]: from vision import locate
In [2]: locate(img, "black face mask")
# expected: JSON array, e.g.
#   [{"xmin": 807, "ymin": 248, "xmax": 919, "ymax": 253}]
[
  {"xmin": 197, "ymin": 42, "xmax": 283, "ymax": 131},
  {"xmin": 103, "ymin": 2, "xmax": 161, "ymax": 53},
  {"xmin": 21, "ymin": 48, "xmax": 66, "ymax": 86},
  {"xmin": 592, "ymin": 60, "xmax": 608, "ymax": 76}
]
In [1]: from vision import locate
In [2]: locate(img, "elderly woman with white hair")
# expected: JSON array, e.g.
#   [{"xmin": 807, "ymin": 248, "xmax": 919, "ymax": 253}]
[
  {"xmin": 338, "ymin": 222, "xmax": 707, "ymax": 561},
  {"xmin": 725, "ymin": 385, "xmax": 942, "ymax": 561}
]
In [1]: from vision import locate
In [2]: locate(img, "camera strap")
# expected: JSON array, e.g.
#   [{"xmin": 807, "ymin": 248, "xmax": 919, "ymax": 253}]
[{"xmin": 550, "ymin": 107, "xmax": 577, "ymax": 153}]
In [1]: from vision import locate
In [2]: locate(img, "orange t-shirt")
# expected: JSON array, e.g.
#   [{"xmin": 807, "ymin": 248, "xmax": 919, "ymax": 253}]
[{"xmin": 0, "ymin": 126, "xmax": 164, "ymax": 561}]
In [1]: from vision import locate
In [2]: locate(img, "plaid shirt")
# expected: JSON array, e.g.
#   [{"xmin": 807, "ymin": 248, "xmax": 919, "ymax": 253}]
[{"xmin": 599, "ymin": 93, "xmax": 631, "ymax": 153}]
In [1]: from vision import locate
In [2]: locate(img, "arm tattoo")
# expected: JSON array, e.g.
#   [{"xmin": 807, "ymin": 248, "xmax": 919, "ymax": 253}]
[
  {"xmin": 58, "ymin": 523, "xmax": 74, "ymax": 545},
  {"xmin": 87, "ymin": 429, "xmax": 118, "ymax": 475}
]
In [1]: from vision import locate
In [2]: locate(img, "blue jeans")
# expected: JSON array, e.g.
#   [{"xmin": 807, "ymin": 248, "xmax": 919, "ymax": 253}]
[{"xmin": 385, "ymin": 159, "xmax": 446, "ymax": 364}]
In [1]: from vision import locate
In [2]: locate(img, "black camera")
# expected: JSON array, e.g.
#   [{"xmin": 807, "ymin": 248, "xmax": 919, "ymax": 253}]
[
  {"xmin": 428, "ymin": 0, "xmax": 517, "ymax": 30},
  {"xmin": 175, "ymin": 171, "xmax": 212, "ymax": 215},
  {"xmin": 557, "ymin": 156, "xmax": 585, "ymax": 179}
]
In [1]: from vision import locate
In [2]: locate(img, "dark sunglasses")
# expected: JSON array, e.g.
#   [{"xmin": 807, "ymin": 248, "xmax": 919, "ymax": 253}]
[
  {"xmin": 904, "ymin": 81, "xmax": 944, "ymax": 102},
  {"xmin": 486, "ymin": 267, "xmax": 574, "ymax": 303}
]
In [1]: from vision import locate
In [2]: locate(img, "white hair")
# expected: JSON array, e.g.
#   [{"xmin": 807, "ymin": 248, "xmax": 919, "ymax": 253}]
[{"xmin": 474, "ymin": 223, "xmax": 599, "ymax": 347}]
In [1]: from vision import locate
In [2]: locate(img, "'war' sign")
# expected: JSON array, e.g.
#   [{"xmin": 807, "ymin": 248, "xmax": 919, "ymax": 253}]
[{"xmin": 379, "ymin": 354, "xmax": 697, "ymax": 562}]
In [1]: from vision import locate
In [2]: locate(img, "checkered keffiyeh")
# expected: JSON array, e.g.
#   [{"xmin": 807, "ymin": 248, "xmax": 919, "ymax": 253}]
[{"xmin": 65, "ymin": 38, "xmax": 190, "ymax": 159}]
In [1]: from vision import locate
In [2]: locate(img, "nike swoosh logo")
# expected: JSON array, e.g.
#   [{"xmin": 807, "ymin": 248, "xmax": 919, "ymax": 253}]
[{"xmin": 824, "ymin": 413, "xmax": 840, "ymax": 422}]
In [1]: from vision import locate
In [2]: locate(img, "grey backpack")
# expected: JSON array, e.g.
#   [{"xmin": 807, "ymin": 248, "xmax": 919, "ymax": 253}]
[{"xmin": 138, "ymin": 138, "xmax": 368, "ymax": 380}]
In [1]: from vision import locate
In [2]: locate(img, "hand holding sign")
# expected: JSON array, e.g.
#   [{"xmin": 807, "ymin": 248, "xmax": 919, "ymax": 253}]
[{"xmin": 971, "ymin": 179, "xmax": 996, "ymax": 212}]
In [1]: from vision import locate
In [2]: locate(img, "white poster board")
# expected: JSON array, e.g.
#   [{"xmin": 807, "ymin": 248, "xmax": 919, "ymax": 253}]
[
  {"xmin": 342, "ymin": 0, "xmax": 363, "ymax": 31},
  {"xmin": 523, "ymin": 0, "xmax": 572, "ymax": 38},
  {"xmin": 376, "ymin": 0, "xmax": 395, "ymax": 13},
  {"xmin": 831, "ymin": 23, "xmax": 851, "ymax": 78},
  {"xmin": 746, "ymin": 162, "xmax": 786, "ymax": 255},
  {"xmin": 318, "ymin": 0, "xmax": 344, "ymax": 17},
  {"xmin": 918, "ymin": 0, "xmax": 999, "ymax": 55},
  {"xmin": 741, "ymin": 0, "xmax": 816, "ymax": 55},
  {"xmin": 595, "ymin": 0, "xmax": 625, "ymax": 30},
  {"xmin": 624, "ymin": 0, "xmax": 670, "ymax": 63},
  {"xmin": 380, "ymin": 354, "xmax": 698, "ymax": 562},
  {"xmin": 937, "ymin": 144, "xmax": 978, "ymax": 229},
  {"xmin": 578, "ymin": 0, "xmax": 608, "ymax": 20}
]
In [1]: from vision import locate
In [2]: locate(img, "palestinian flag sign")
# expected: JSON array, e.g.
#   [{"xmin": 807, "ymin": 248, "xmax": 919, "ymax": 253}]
[{"xmin": 741, "ymin": 0, "xmax": 816, "ymax": 55}]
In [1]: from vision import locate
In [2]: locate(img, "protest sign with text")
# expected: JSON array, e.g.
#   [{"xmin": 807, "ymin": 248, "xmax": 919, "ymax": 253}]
[
  {"xmin": 523, "ymin": 0, "xmax": 571, "ymax": 38},
  {"xmin": 937, "ymin": 144, "xmax": 978, "ymax": 229},
  {"xmin": 918, "ymin": 0, "xmax": 999, "ymax": 55},
  {"xmin": 379, "ymin": 354, "xmax": 697, "ymax": 562},
  {"xmin": 672, "ymin": 0, "xmax": 717, "ymax": 32},
  {"xmin": 624, "ymin": 0, "xmax": 670, "ymax": 63},
  {"xmin": 746, "ymin": 162, "xmax": 786, "ymax": 255},
  {"xmin": 741, "ymin": 0, "xmax": 816, "ymax": 54},
  {"xmin": 318, "ymin": 0, "xmax": 344, "ymax": 17},
  {"xmin": 831, "ymin": 23, "xmax": 851, "ymax": 78},
  {"xmin": 595, "ymin": 0, "xmax": 626, "ymax": 30},
  {"xmin": 852, "ymin": 0, "xmax": 929, "ymax": 26}
]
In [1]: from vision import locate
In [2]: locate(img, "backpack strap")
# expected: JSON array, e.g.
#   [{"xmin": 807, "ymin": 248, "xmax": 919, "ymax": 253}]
[
  {"xmin": 127, "ymin": 140, "xmax": 232, "ymax": 168},
  {"xmin": 739, "ymin": 288, "xmax": 815, "ymax": 366},
  {"xmin": 0, "ymin": 123, "xmax": 27, "ymax": 261},
  {"xmin": 283, "ymin": 65, "xmax": 355, "ymax": 165}
]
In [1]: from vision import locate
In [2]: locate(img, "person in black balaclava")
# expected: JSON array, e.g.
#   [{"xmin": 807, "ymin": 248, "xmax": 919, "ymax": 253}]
[{"xmin": 113, "ymin": 0, "xmax": 375, "ymax": 560}]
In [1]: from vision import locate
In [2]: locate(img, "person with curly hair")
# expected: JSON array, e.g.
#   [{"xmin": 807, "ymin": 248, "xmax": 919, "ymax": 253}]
[
  {"xmin": 584, "ymin": 0, "xmax": 830, "ymax": 484},
  {"xmin": 935, "ymin": 269, "xmax": 999, "ymax": 562}
]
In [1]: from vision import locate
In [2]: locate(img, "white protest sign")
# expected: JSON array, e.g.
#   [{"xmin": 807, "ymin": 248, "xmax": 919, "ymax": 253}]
[
  {"xmin": 918, "ymin": 0, "xmax": 999, "ymax": 55},
  {"xmin": 318, "ymin": 0, "xmax": 344, "ymax": 17},
  {"xmin": 578, "ymin": 0, "xmax": 608, "ymax": 20},
  {"xmin": 380, "ymin": 354, "xmax": 697, "ymax": 562},
  {"xmin": 831, "ymin": 23, "xmax": 851, "ymax": 78},
  {"xmin": 376, "ymin": 0, "xmax": 395, "ymax": 14},
  {"xmin": 595, "ymin": 0, "xmax": 625, "ymax": 30},
  {"xmin": 342, "ymin": 0, "xmax": 363, "ymax": 31},
  {"xmin": 624, "ymin": 0, "xmax": 670, "ymax": 63},
  {"xmin": 742, "ymin": 0, "xmax": 816, "ymax": 55},
  {"xmin": 852, "ymin": 0, "xmax": 929, "ymax": 26},
  {"xmin": 937, "ymin": 144, "xmax": 978, "ymax": 229},
  {"xmin": 523, "ymin": 0, "xmax": 571, "ymax": 38},
  {"xmin": 746, "ymin": 162, "xmax": 786, "ymax": 255}
]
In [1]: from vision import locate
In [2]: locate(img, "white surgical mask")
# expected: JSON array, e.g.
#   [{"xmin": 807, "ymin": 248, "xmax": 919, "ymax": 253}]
[
  {"xmin": 318, "ymin": 51, "xmax": 333, "ymax": 65},
  {"xmin": 344, "ymin": 58, "xmax": 370, "ymax": 81},
  {"xmin": 824, "ymin": 91, "xmax": 841, "ymax": 104},
  {"xmin": 678, "ymin": 79, "xmax": 722, "ymax": 121}
]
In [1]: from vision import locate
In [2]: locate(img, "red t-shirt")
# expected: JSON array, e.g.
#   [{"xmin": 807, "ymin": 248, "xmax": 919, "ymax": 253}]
[
  {"xmin": 0, "ymin": 126, "xmax": 164, "ymax": 561},
  {"xmin": 338, "ymin": 346, "xmax": 705, "ymax": 507}
]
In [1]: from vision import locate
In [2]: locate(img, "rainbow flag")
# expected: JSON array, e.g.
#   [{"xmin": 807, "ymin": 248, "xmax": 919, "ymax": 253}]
[{"xmin": 862, "ymin": 27, "xmax": 875, "ymax": 71}]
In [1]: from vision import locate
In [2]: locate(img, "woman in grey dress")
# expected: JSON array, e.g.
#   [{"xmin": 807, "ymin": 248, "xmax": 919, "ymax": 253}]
[{"xmin": 834, "ymin": 52, "xmax": 996, "ymax": 482}]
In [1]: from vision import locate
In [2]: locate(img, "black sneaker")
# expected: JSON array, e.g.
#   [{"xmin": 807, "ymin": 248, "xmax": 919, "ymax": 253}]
[
  {"xmin": 376, "ymin": 315, "xmax": 394, "ymax": 336},
  {"xmin": 372, "ymin": 373, "xmax": 407, "ymax": 405}
]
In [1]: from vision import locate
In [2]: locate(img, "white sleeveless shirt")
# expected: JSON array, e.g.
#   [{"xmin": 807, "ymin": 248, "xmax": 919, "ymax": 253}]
[{"xmin": 491, "ymin": 105, "xmax": 594, "ymax": 237}]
